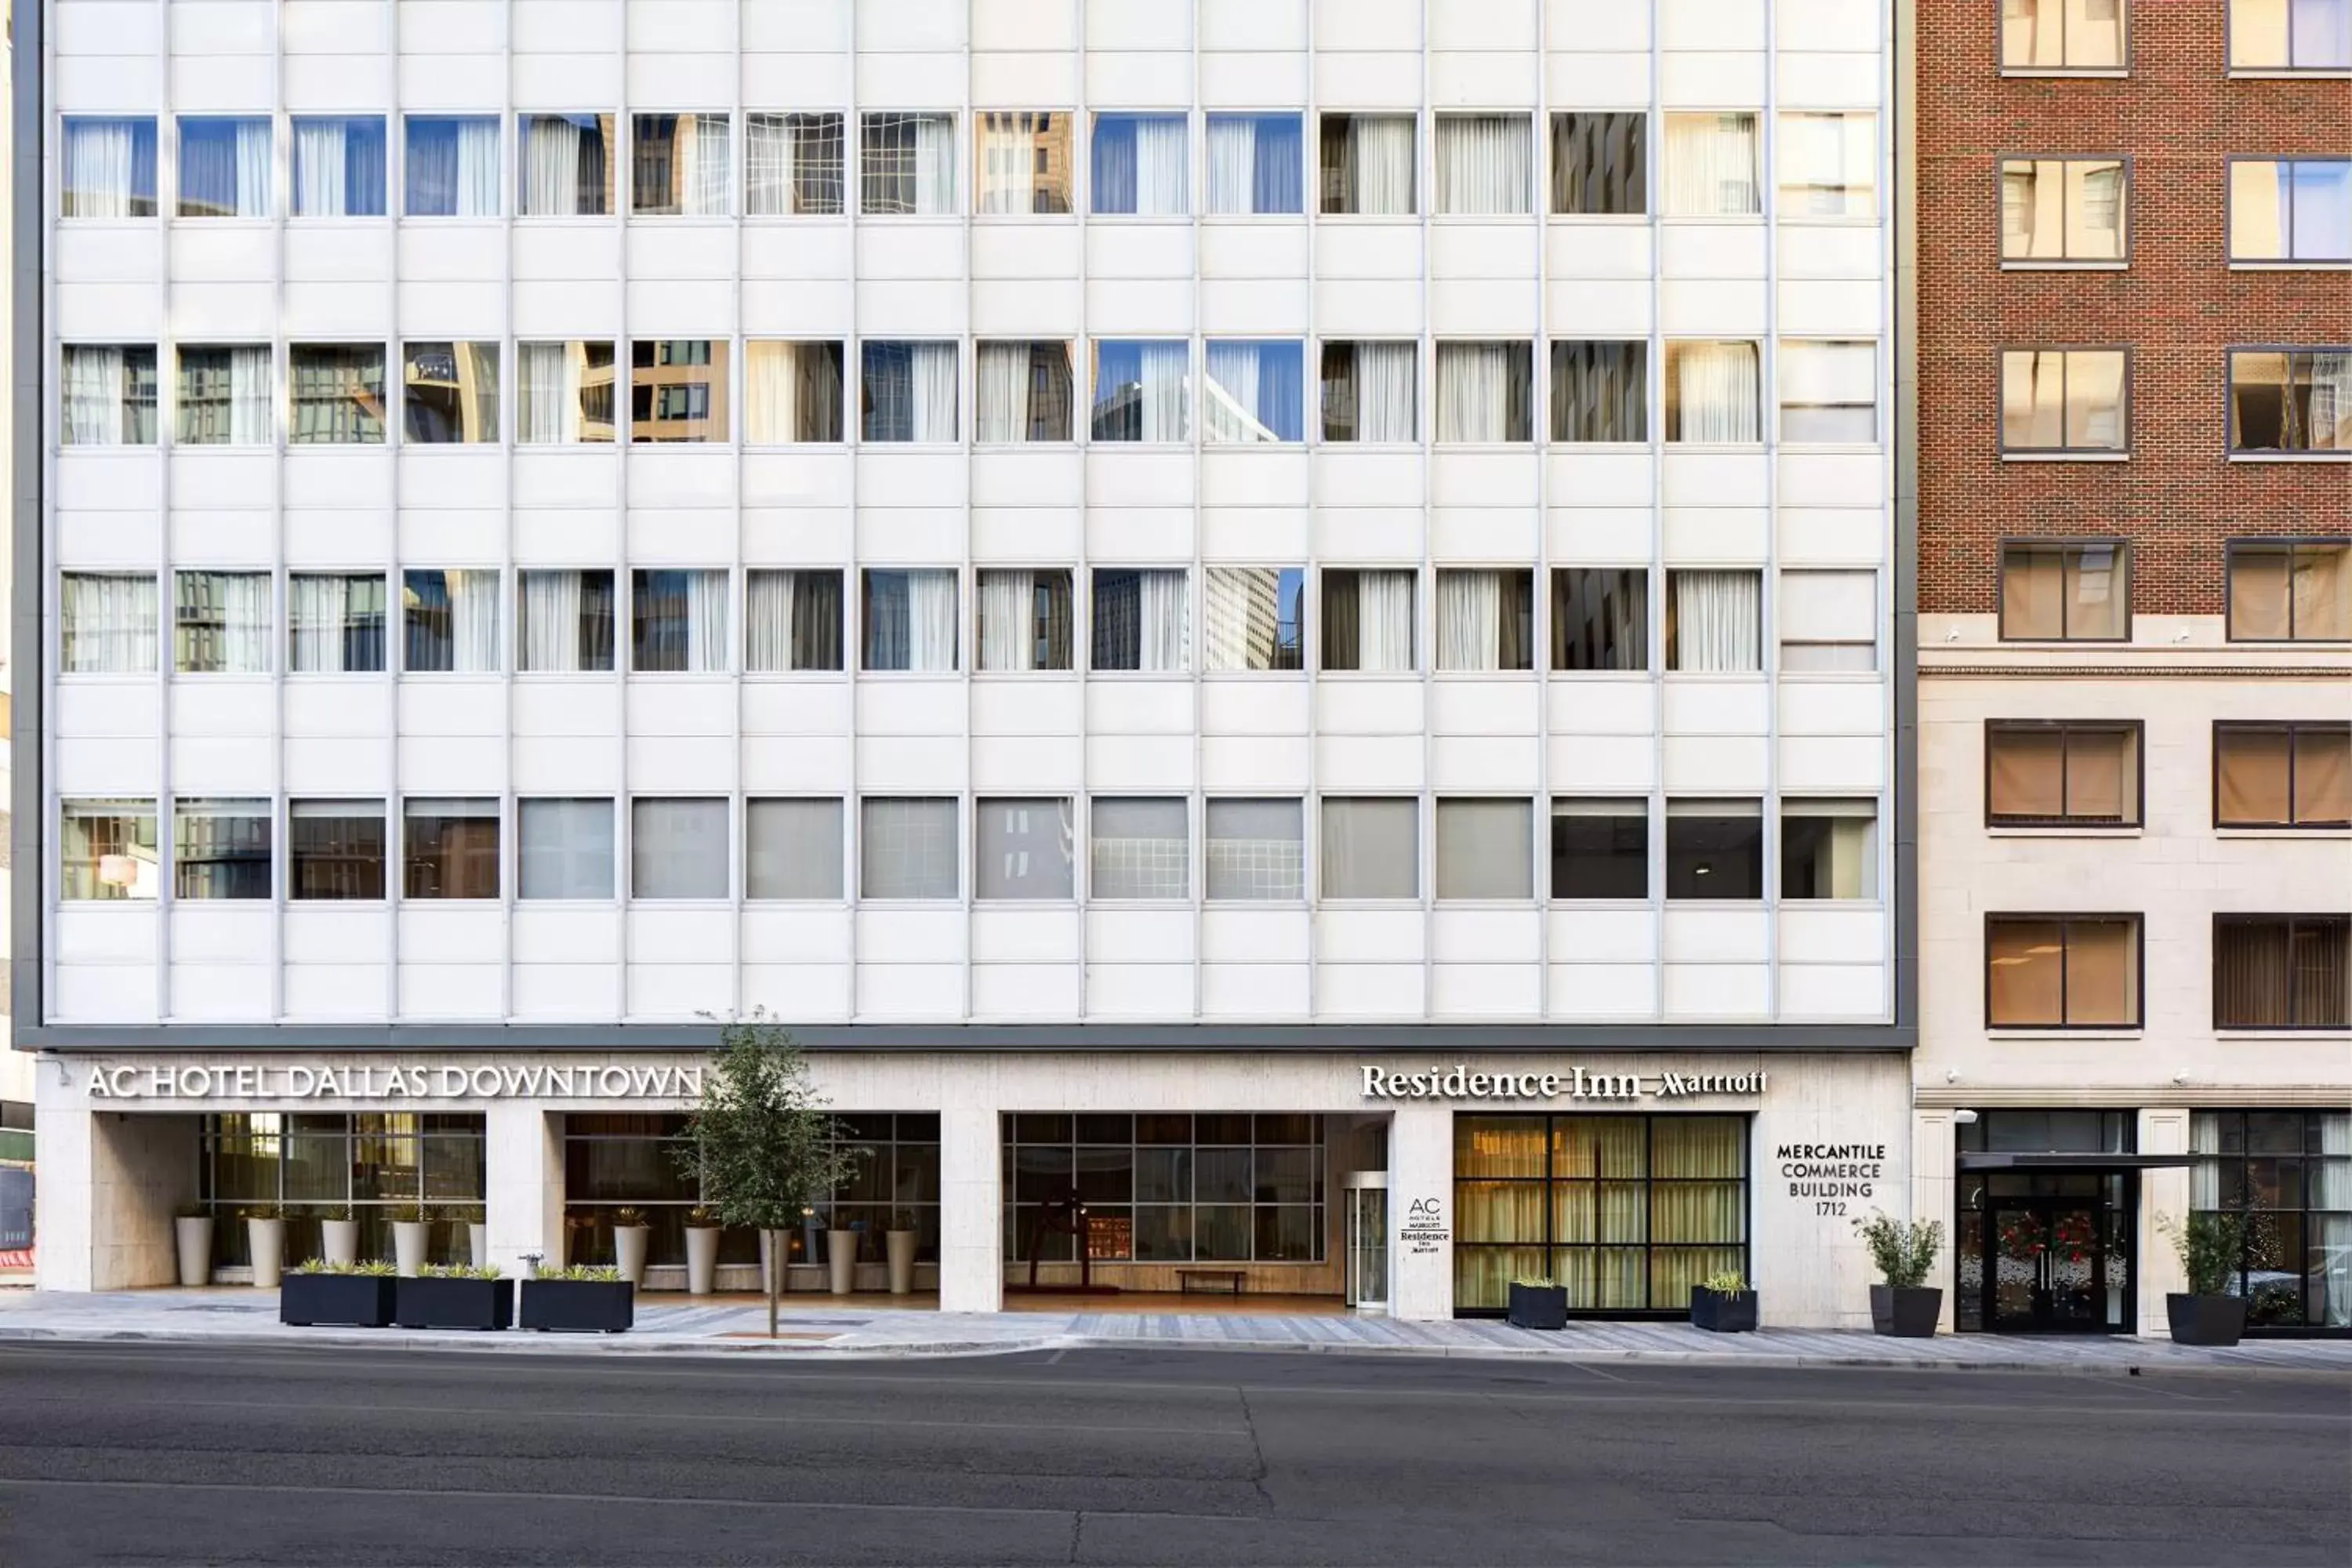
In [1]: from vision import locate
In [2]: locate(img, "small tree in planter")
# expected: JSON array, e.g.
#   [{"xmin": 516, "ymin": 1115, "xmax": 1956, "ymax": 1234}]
[
  {"xmin": 2158, "ymin": 1205, "xmax": 2271, "ymax": 1347},
  {"xmin": 673, "ymin": 1012, "xmax": 865, "ymax": 1339},
  {"xmin": 1507, "ymin": 1276, "xmax": 1568, "ymax": 1330},
  {"xmin": 1690, "ymin": 1270, "xmax": 1758, "ymax": 1334},
  {"xmin": 1854, "ymin": 1211, "xmax": 1945, "ymax": 1338}
]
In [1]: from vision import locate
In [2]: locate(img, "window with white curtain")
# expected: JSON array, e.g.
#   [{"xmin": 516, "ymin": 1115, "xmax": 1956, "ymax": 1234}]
[
  {"xmin": 2230, "ymin": 0, "xmax": 2352, "ymax": 69},
  {"xmin": 2003, "ymin": 158, "xmax": 2129, "ymax": 262},
  {"xmin": 402, "ymin": 568, "xmax": 503, "ymax": 673},
  {"xmin": 975, "ymin": 341, "xmax": 1075, "ymax": 442},
  {"xmin": 976, "ymin": 568, "xmax": 1075, "ymax": 672},
  {"xmin": 1552, "ymin": 568, "xmax": 1648, "ymax": 672},
  {"xmin": 288, "ymin": 573, "xmax": 387, "ymax": 673},
  {"xmin": 1206, "ymin": 798, "xmax": 1305, "ymax": 901},
  {"xmin": 517, "ymin": 114, "xmax": 615, "ymax": 216},
  {"xmin": 2002, "ymin": 0, "xmax": 2129, "ymax": 70},
  {"xmin": 517, "ymin": 569, "xmax": 615, "ymax": 673},
  {"xmin": 631, "ymin": 113, "xmax": 732, "ymax": 216},
  {"xmin": 1552, "ymin": 341, "xmax": 1647, "ymax": 442},
  {"xmin": 291, "ymin": 116, "xmax": 387, "ymax": 217},
  {"xmin": 1091, "ymin": 798, "xmax": 1189, "ymax": 900},
  {"xmin": 519, "ymin": 798, "xmax": 615, "ymax": 900},
  {"xmin": 289, "ymin": 800, "xmax": 387, "ymax": 901},
  {"xmin": 862, "ymin": 569, "xmax": 960, "ymax": 672},
  {"xmin": 1661, "ymin": 113, "xmax": 1760, "ymax": 217},
  {"xmin": 861, "ymin": 797, "xmax": 958, "ymax": 898},
  {"xmin": 1778, "ymin": 113, "xmax": 1877, "ymax": 219},
  {"xmin": 1091, "ymin": 113, "xmax": 1188, "ymax": 215},
  {"xmin": 1436, "ymin": 569, "xmax": 1534, "ymax": 672},
  {"xmin": 402, "ymin": 342, "xmax": 500, "ymax": 443},
  {"xmin": 1203, "ymin": 340, "xmax": 1305, "ymax": 443},
  {"xmin": 632, "ymin": 798, "xmax": 730, "ymax": 899},
  {"xmin": 1552, "ymin": 112, "xmax": 1646, "ymax": 215},
  {"xmin": 1666, "ymin": 571, "xmax": 1762, "ymax": 673},
  {"xmin": 1091, "ymin": 339, "xmax": 1192, "ymax": 442},
  {"xmin": 174, "ymin": 798, "xmax": 272, "ymax": 901},
  {"xmin": 290, "ymin": 344, "xmax": 387, "ymax": 445},
  {"xmin": 861, "ymin": 112, "xmax": 956, "ymax": 214},
  {"xmin": 61, "ymin": 116, "xmax": 158, "ymax": 216},
  {"xmin": 746, "ymin": 799, "xmax": 845, "ymax": 900},
  {"xmin": 746, "ymin": 112, "xmax": 844, "ymax": 215},
  {"xmin": 633, "ymin": 569, "xmax": 731, "ymax": 673},
  {"xmin": 174, "ymin": 572, "xmax": 271, "ymax": 674},
  {"xmin": 1782, "ymin": 799, "xmax": 1878, "ymax": 900},
  {"xmin": 177, "ymin": 115, "xmax": 272, "ymax": 217},
  {"xmin": 1091, "ymin": 568, "xmax": 1190, "ymax": 673},
  {"xmin": 976, "ymin": 798, "xmax": 1076, "ymax": 900},
  {"xmin": 517, "ymin": 341, "xmax": 618, "ymax": 443},
  {"xmin": 2227, "ymin": 349, "xmax": 2352, "ymax": 453},
  {"xmin": 405, "ymin": 115, "xmax": 501, "ymax": 216},
  {"xmin": 403, "ymin": 798, "xmax": 500, "ymax": 899},
  {"xmin": 1434, "ymin": 114, "xmax": 1533, "ymax": 215},
  {"xmin": 60, "ymin": 345, "xmax": 158, "ymax": 445},
  {"xmin": 1436, "ymin": 800, "xmax": 1534, "ymax": 900},
  {"xmin": 1779, "ymin": 571, "xmax": 1878, "ymax": 672},
  {"xmin": 1204, "ymin": 567, "xmax": 1305, "ymax": 671},
  {"xmin": 1321, "ymin": 797, "xmax": 1418, "ymax": 900},
  {"xmin": 631, "ymin": 339, "xmax": 729, "ymax": 443},
  {"xmin": 1664, "ymin": 340, "xmax": 1762, "ymax": 443},
  {"xmin": 1435, "ymin": 343, "xmax": 1534, "ymax": 442},
  {"xmin": 2229, "ymin": 159, "xmax": 2352, "ymax": 263},
  {"xmin": 175, "ymin": 346, "xmax": 274, "ymax": 445},
  {"xmin": 861, "ymin": 342, "xmax": 958, "ymax": 441},
  {"xmin": 60, "ymin": 800, "xmax": 160, "ymax": 901},
  {"xmin": 1667, "ymin": 800, "xmax": 1764, "ymax": 899},
  {"xmin": 1319, "ymin": 342, "xmax": 1417, "ymax": 442},
  {"xmin": 1320, "ymin": 569, "xmax": 1416, "ymax": 673},
  {"xmin": 1780, "ymin": 341, "xmax": 1878, "ymax": 443},
  {"xmin": 1205, "ymin": 112, "xmax": 1302, "ymax": 214},
  {"xmin": 976, "ymin": 111, "xmax": 1072, "ymax": 213},
  {"xmin": 2001, "ymin": 348, "xmax": 2127, "ymax": 453},
  {"xmin": 1319, "ymin": 114, "xmax": 1416, "ymax": 215},
  {"xmin": 745, "ymin": 569, "xmax": 846, "ymax": 672},
  {"xmin": 745, "ymin": 342, "xmax": 846, "ymax": 443},
  {"xmin": 60, "ymin": 574, "xmax": 159, "ymax": 674}
]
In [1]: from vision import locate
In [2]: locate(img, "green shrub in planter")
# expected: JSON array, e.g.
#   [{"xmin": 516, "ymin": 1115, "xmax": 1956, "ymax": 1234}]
[
  {"xmin": 521, "ymin": 1263, "xmax": 636, "ymax": 1334},
  {"xmin": 1854, "ymin": 1212, "xmax": 1944, "ymax": 1338},
  {"xmin": 394, "ymin": 1262, "xmax": 513, "ymax": 1330},
  {"xmin": 1690, "ymin": 1270, "xmax": 1759, "ymax": 1334},
  {"xmin": 280, "ymin": 1258, "xmax": 397, "ymax": 1327},
  {"xmin": 2157, "ymin": 1207, "xmax": 2270, "ymax": 1347},
  {"xmin": 1506, "ymin": 1276, "xmax": 1568, "ymax": 1330}
]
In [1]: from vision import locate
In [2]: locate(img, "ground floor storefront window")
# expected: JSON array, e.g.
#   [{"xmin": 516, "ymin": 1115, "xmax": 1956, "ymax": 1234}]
[
  {"xmin": 1954, "ymin": 1110, "xmax": 2136, "ymax": 1335},
  {"xmin": 1453, "ymin": 1114, "xmax": 1747, "ymax": 1315},
  {"xmin": 199, "ymin": 1112, "xmax": 485, "ymax": 1269},
  {"xmin": 2193, "ymin": 1110, "xmax": 2351, "ymax": 1331},
  {"xmin": 1002, "ymin": 1114, "xmax": 1326, "ymax": 1264}
]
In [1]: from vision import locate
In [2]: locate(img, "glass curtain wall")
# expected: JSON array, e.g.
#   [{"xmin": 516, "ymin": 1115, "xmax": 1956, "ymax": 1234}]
[
  {"xmin": 2192, "ymin": 1110, "xmax": 2351, "ymax": 1331},
  {"xmin": 200, "ymin": 1112, "xmax": 486, "ymax": 1270},
  {"xmin": 1003, "ymin": 1114, "xmax": 1326, "ymax": 1266}
]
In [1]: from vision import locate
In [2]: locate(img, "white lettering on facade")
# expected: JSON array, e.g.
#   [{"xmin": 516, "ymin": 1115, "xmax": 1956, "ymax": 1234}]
[
  {"xmin": 1359, "ymin": 1063, "xmax": 1766, "ymax": 1105},
  {"xmin": 77, "ymin": 1062, "xmax": 707, "ymax": 1102}
]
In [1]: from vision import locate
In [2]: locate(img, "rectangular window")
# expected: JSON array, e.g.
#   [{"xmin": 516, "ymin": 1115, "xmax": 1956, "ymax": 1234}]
[
  {"xmin": 517, "ymin": 569, "xmax": 615, "ymax": 673},
  {"xmin": 289, "ymin": 344, "xmax": 387, "ymax": 445},
  {"xmin": 61, "ymin": 116, "xmax": 158, "ymax": 216},
  {"xmin": 1778, "ymin": 112, "xmax": 1876, "ymax": 218},
  {"xmin": 746, "ymin": 799, "xmax": 844, "ymax": 900},
  {"xmin": 630, "ymin": 799, "xmax": 729, "ymax": 899},
  {"xmin": 1780, "ymin": 799, "xmax": 1878, "ymax": 900},
  {"xmin": 630, "ymin": 339, "xmax": 728, "ymax": 443},
  {"xmin": 633, "ymin": 569, "xmax": 730, "ymax": 673},
  {"xmin": 745, "ymin": 342, "xmax": 846, "ymax": 443},
  {"xmin": 1320, "ymin": 568, "xmax": 1416, "ymax": 673},
  {"xmin": 403, "ymin": 799, "xmax": 499, "ymax": 900},
  {"xmin": 1552, "ymin": 341, "xmax": 1646, "ymax": 442},
  {"xmin": 1091, "ymin": 569, "xmax": 1190, "ymax": 673},
  {"xmin": 745, "ymin": 569, "xmax": 845, "ymax": 672},
  {"xmin": 1552, "ymin": 568, "xmax": 1647, "ymax": 673},
  {"xmin": 2230, "ymin": 0, "xmax": 2352, "ymax": 69},
  {"xmin": 1203, "ymin": 568, "xmax": 1305, "ymax": 672},
  {"xmin": 405, "ymin": 114, "xmax": 500, "ymax": 216},
  {"xmin": 2216, "ymin": 724, "xmax": 2352, "ymax": 827},
  {"xmin": 60, "ymin": 345, "xmax": 158, "ymax": 445},
  {"xmin": 173, "ymin": 799, "xmax": 271, "ymax": 901},
  {"xmin": 975, "ymin": 797, "xmax": 1075, "ymax": 900},
  {"xmin": 976, "ymin": 568, "xmax": 1075, "ymax": 672},
  {"xmin": 1666, "ymin": 800, "xmax": 1763, "ymax": 900},
  {"xmin": 861, "ymin": 112, "xmax": 956, "ymax": 215},
  {"xmin": 2228, "ymin": 350, "xmax": 2352, "ymax": 454},
  {"xmin": 1321, "ymin": 797, "xmax": 1418, "ymax": 900},
  {"xmin": 1319, "ymin": 114, "xmax": 1416, "ymax": 216},
  {"xmin": 517, "ymin": 341, "xmax": 618, "ymax": 444},
  {"xmin": 2002, "ymin": 158, "xmax": 2129, "ymax": 262},
  {"xmin": 1551, "ymin": 800, "xmax": 1648, "ymax": 900},
  {"xmin": 60, "ymin": 573, "xmax": 159, "ymax": 674},
  {"xmin": 1004, "ymin": 1113, "xmax": 1326, "ymax": 1266},
  {"xmin": 1435, "ymin": 569, "xmax": 1534, "ymax": 672},
  {"xmin": 2002, "ymin": 348, "xmax": 2129, "ymax": 453},
  {"xmin": 1664, "ymin": 341, "xmax": 1762, "ymax": 442},
  {"xmin": 1987, "ymin": 721, "xmax": 2143, "ymax": 827},
  {"xmin": 1319, "ymin": 342, "xmax": 1417, "ymax": 442},
  {"xmin": 178, "ymin": 115, "xmax": 271, "ymax": 218},
  {"xmin": 1661, "ymin": 113, "xmax": 1759, "ymax": 217},
  {"xmin": 2189, "ymin": 1109, "xmax": 2352, "ymax": 1330},
  {"xmin": 289, "ymin": 573, "xmax": 387, "ymax": 673},
  {"xmin": 746, "ymin": 112, "xmax": 844, "ymax": 215},
  {"xmin": 1778, "ymin": 569, "xmax": 1878, "ymax": 672},
  {"xmin": 1436, "ymin": 799, "xmax": 1533, "ymax": 900},
  {"xmin": 861, "ymin": 797, "xmax": 957, "ymax": 899},
  {"xmin": 862, "ymin": 569, "xmax": 959, "ymax": 673},
  {"xmin": 402, "ymin": 342, "xmax": 500, "ymax": 444},
  {"xmin": 1204, "ymin": 113, "xmax": 1302, "ymax": 215},
  {"xmin": 2002, "ymin": 0, "xmax": 2129, "ymax": 69},
  {"xmin": 1091, "ymin": 798, "xmax": 1189, "ymax": 900},
  {"xmin": 175, "ymin": 346, "xmax": 272, "ymax": 445},
  {"xmin": 2001, "ymin": 541, "xmax": 2129, "ymax": 641},
  {"xmin": 1987, "ymin": 915, "xmax": 2142, "ymax": 1028},
  {"xmin": 861, "ymin": 342, "xmax": 958, "ymax": 442},
  {"xmin": 518, "ymin": 798, "xmax": 615, "ymax": 900},
  {"xmin": 975, "ymin": 111, "xmax": 1070, "ymax": 213},
  {"xmin": 1206, "ymin": 799, "xmax": 1305, "ymax": 902},
  {"xmin": 60, "ymin": 800, "xmax": 159, "ymax": 901},
  {"xmin": 1665, "ymin": 570, "xmax": 1762, "ymax": 672},
  {"xmin": 518, "ymin": 114, "xmax": 615, "ymax": 216},
  {"xmin": 975, "ymin": 341, "xmax": 1074, "ymax": 442},
  {"xmin": 1434, "ymin": 114, "xmax": 1533, "ymax": 215},
  {"xmin": 1780, "ymin": 341, "xmax": 1878, "ymax": 443},
  {"xmin": 1551, "ymin": 112, "xmax": 1645, "ymax": 216},
  {"xmin": 1433, "ymin": 343, "xmax": 1534, "ymax": 442},
  {"xmin": 291, "ymin": 116, "xmax": 387, "ymax": 217},
  {"xmin": 1203, "ymin": 340, "xmax": 1305, "ymax": 443},
  {"xmin": 174, "ymin": 571, "xmax": 270, "ymax": 674},
  {"xmin": 2215, "ymin": 916, "xmax": 2350, "ymax": 1029},
  {"xmin": 1090, "ymin": 339, "xmax": 1190, "ymax": 441},
  {"xmin": 289, "ymin": 800, "xmax": 387, "ymax": 901},
  {"xmin": 2230, "ymin": 159, "xmax": 2352, "ymax": 263},
  {"xmin": 403, "ymin": 569, "xmax": 502, "ymax": 673},
  {"xmin": 630, "ymin": 112, "xmax": 731, "ymax": 216},
  {"xmin": 2227, "ymin": 541, "xmax": 2350, "ymax": 641}
]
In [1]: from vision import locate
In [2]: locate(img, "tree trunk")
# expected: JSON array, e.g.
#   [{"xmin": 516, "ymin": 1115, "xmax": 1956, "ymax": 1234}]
[{"xmin": 764, "ymin": 1228, "xmax": 780, "ymax": 1339}]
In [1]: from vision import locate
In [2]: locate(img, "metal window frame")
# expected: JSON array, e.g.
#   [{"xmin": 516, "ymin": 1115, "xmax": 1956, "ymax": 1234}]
[
  {"xmin": 1983, "ymin": 718, "xmax": 2147, "ymax": 829},
  {"xmin": 2223, "ymin": 537, "xmax": 2352, "ymax": 641},
  {"xmin": 2223, "ymin": 156, "xmax": 2352, "ymax": 264},
  {"xmin": 2211, "ymin": 913, "xmax": 2352, "ymax": 1030},
  {"xmin": 2227, "ymin": 0, "xmax": 2352, "ymax": 72},
  {"xmin": 1994, "ymin": 345, "xmax": 2132, "ymax": 457},
  {"xmin": 2212, "ymin": 721, "xmax": 2352, "ymax": 829},
  {"xmin": 1994, "ymin": 536, "xmax": 2134, "ymax": 643},
  {"xmin": 1995, "ymin": 0, "xmax": 2135, "ymax": 75},
  {"xmin": 2223, "ymin": 347, "xmax": 2352, "ymax": 458},
  {"xmin": 1983, "ymin": 911, "xmax": 2146, "ymax": 1030},
  {"xmin": 1994, "ymin": 153, "xmax": 2132, "ymax": 266}
]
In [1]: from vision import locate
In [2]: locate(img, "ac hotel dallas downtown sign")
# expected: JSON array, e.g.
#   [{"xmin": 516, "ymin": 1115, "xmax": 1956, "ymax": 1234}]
[{"xmin": 82, "ymin": 1062, "xmax": 707, "ymax": 1102}]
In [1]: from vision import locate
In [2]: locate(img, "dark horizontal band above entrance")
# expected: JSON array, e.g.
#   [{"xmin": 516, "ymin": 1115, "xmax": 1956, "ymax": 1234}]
[{"xmin": 1957, "ymin": 1152, "xmax": 2198, "ymax": 1171}]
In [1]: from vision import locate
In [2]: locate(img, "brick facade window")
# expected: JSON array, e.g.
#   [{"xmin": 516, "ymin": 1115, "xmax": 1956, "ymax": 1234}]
[
  {"xmin": 2226, "ymin": 540, "xmax": 2350, "ymax": 640},
  {"xmin": 2001, "ymin": 348, "xmax": 2129, "ymax": 454},
  {"xmin": 2000, "ymin": 158, "xmax": 2129, "ymax": 263},
  {"xmin": 2227, "ymin": 350, "xmax": 2352, "ymax": 454},
  {"xmin": 1999, "ymin": 541, "xmax": 2131, "ymax": 640},
  {"xmin": 2001, "ymin": 0, "xmax": 2129, "ymax": 71},
  {"xmin": 1986, "ymin": 720, "xmax": 2143, "ymax": 827},
  {"xmin": 2227, "ymin": 159, "xmax": 2352, "ymax": 263},
  {"xmin": 2227, "ymin": 0, "xmax": 2352, "ymax": 72},
  {"xmin": 2214, "ymin": 723, "xmax": 2352, "ymax": 827},
  {"xmin": 1987, "ymin": 915, "xmax": 2143, "ymax": 1029}
]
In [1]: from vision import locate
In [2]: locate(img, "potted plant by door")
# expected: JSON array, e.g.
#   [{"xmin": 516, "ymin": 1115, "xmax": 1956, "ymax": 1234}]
[
  {"xmin": 321, "ymin": 1204, "xmax": 359, "ymax": 1268},
  {"xmin": 885, "ymin": 1210, "xmax": 920, "ymax": 1297},
  {"xmin": 245, "ymin": 1203, "xmax": 286, "ymax": 1289},
  {"xmin": 1507, "ymin": 1276, "xmax": 1569, "ymax": 1330},
  {"xmin": 173, "ymin": 1203, "xmax": 214, "ymax": 1287},
  {"xmin": 827, "ymin": 1214, "xmax": 860, "ymax": 1296},
  {"xmin": 394, "ymin": 1261, "xmax": 514, "ymax": 1330},
  {"xmin": 520, "ymin": 1262, "xmax": 636, "ymax": 1333},
  {"xmin": 1855, "ymin": 1211, "xmax": 1946, "ymax": 1338},
  {"xmin": 280, "ymin": 1259, "xmax": 397, "ymax": 1327},
  {"xmin": 1690, "ymin": 1270, "xmax": 1759, "ymax": 1333},
  {"xmin": 2158, "ymin": 1206, "xmax": 2267, "ymax": 1347},
  {"xmin": 390, "ymin": 1202, "xmax": 431, "ymax": 1276},
  {"xmin": 684, "ymin": 1207, "xmax": 722, "ymax": 1297},
  {"xmin": 611, "ymin": 1207, "xmax": 652, "ymax": 1287}
]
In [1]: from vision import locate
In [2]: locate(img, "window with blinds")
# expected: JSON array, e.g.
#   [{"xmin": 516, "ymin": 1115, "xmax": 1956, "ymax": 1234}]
[
  {"xmin": 1987, "ymin": 915, "xmax": 2142, "ymax": 1029},
  {"xmin": 2214, "ymin": 724, "xmax": 2351, "ymax": 828},
  {"xmin": 1987, "ymin": 721, "xmax": 2143, "ymax": 827}
]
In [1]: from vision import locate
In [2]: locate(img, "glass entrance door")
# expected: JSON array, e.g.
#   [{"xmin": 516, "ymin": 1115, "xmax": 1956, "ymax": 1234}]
[
  {"xmin": 1987, "ymin": 1198, "xmax": 2122, "ymax": 1333},
  {"xmin": 1344, "ymin": 1174, "xmax": 1388, "ymax": 1314}
]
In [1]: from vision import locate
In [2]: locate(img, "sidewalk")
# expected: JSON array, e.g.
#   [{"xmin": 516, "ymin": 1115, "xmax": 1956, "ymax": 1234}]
[{"xmin": 5, "ymin": 1287, "xmax": 2352, "ymax": 1371}]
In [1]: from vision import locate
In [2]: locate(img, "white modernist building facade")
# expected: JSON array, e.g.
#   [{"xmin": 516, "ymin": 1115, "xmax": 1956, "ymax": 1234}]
[{"xmin": 16, "ymin": 0, "xmax": 1910, "ymax": 1323}]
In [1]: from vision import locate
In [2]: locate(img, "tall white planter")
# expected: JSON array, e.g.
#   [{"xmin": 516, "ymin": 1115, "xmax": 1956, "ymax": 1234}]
[
  {"xmin": 614, "ymin": 1225, "xmax": 652, "ymax": 1287},
  {"xmin": 827, "ymin": 1229, "xmax": 858, "ymax": 1296},
  {"xmin": 322, "ymin": 1218, "xmax": 359, "ymax": 1267},
  {"xmin": 392, "ymin": 1221, "xmax": 430, "ymax": 1276},
  {"xmin": 886, "ymin": 1230, "xmax": 918, "ymax": 1296},
  {"xmin": 467, "ymin": 1222, "xmax": 488, "ymax": 1269},
  {"xmin": 686, "ymin": 1227, "xmax": 721, "ymax": 1295},
  {"xmin": 246, "ymin": 1218, "xmax": 285, "ymax": 1289},
  {"xmin": 174, "ymin": 1216, "xmax": 213, "ymax": 1287}
]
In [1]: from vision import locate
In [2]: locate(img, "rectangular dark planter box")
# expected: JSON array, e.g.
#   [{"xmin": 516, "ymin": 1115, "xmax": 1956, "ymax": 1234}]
[
  {"xmin": 1869, "ymin": 1284, "xmax": 1942, "ymax": 1338},
  {"xmin": 1690, "ymin": 1287, "xmax": 1759, "ymax": 1333},
  {"xmin": 2166, "ymin": 1293, "xmax": 2247, "ymax": 1347},
  {"xmin": 520, "ymin": 1279, "xmax": 636, "ymax": 1334},
  {"xmin": 1506, "ymin": 1283, "xmax": 1568, "ymax": 1330},
  {"xmin": 281, "ymin": 1273, "xmax": 395, "ymax": 1328},
  {"xmin": 394, "ymin": 1276, "xmax": 514, "ymax": 1331}
]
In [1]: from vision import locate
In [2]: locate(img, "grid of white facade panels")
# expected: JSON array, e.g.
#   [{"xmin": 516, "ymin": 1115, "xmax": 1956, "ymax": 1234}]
[{"xmin": 38, "ymin": 0, "xmax": 1894, "ymax": 1027}]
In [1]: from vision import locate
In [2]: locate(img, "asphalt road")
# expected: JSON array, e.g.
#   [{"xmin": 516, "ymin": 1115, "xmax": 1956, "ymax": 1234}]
[{"xmin": 0, "ymin": 1343, "xmax": 2344, "ymax": 1567}]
